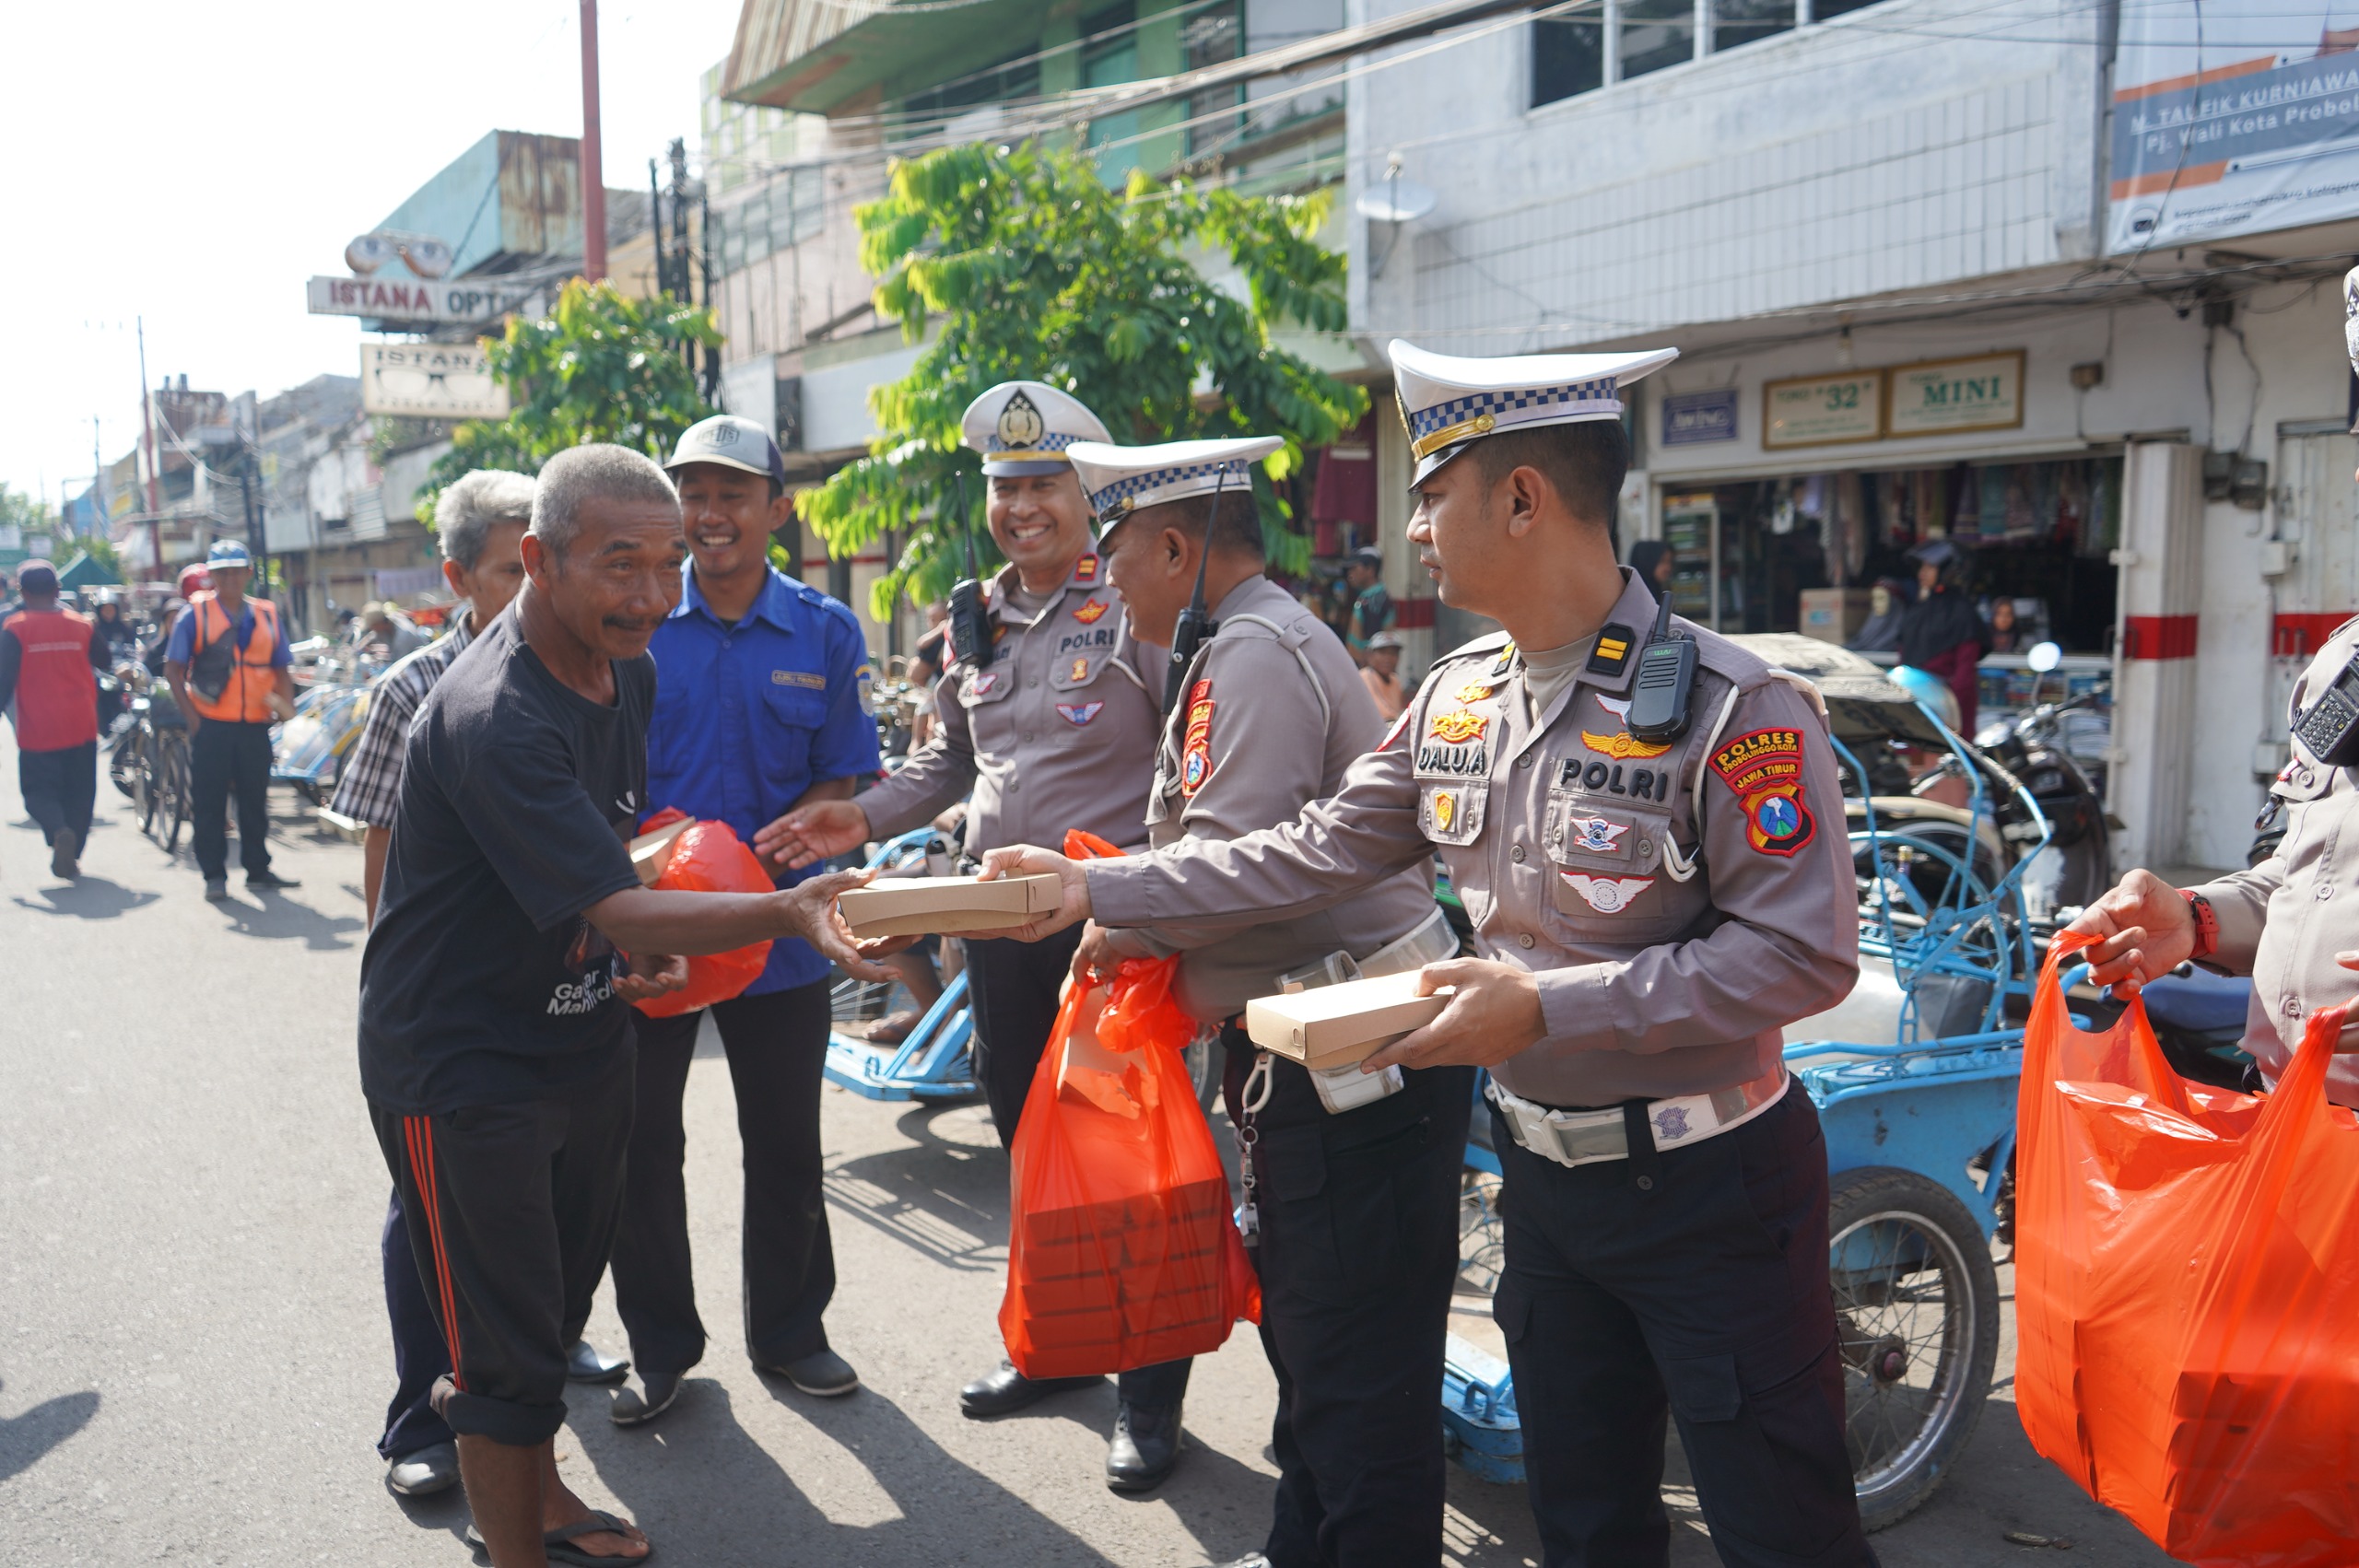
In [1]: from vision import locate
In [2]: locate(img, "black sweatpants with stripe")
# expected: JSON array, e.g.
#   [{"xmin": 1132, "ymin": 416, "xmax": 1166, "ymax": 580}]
[{"xmin": 369, "ymin": 1051, "xmax": 633, "ymax": 1446}]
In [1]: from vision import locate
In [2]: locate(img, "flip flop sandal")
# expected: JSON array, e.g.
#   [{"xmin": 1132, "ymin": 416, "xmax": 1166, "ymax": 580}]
[{"xmin": 467, "ymin": 1511, "xmax": 654, "ymax": 1566}]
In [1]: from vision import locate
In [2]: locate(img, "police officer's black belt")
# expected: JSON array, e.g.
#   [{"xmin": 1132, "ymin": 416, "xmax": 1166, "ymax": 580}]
[{"xmin": 1486, "ymin": 1070, "xmax": 1788, "ymax": 1169}]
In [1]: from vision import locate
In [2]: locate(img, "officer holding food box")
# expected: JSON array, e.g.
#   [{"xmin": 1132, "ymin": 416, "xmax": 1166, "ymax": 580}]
[
  {"xmin": 1062, "ymin": 434, "xmax": 1466, "ymax": 1554},
  {"xmin": 983, "ymin": 343, "xmax": 1876, "ymax": 1568},
  {"xmin": 762, "ymin": 380, "xmax": 1190, "ymax": 1480}
]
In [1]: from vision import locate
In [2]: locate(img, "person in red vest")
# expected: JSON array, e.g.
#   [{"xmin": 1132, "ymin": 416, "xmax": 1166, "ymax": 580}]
[
  {"xmin": 165, "ymin": 539, "xmax": 298, "ymax": 901},
  {"xmin": 0, "ymin": 562, "xmax": 109, "ymax": 879}
]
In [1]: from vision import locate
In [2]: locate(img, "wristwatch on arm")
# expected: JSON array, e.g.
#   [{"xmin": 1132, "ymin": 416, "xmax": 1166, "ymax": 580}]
[{"xmin": 2180, "ymin": 888, "xmax": 2219, "ymax": 963}]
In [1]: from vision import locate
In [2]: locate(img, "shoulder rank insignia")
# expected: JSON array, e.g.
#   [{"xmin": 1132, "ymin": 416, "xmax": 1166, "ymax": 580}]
[
  {"xmin": 1708, "ymin": 728, "xmax": 1816, "ymax": 857},
  {"xmin": 1072, "ymin": 597, "xmax": 1111, "ymax": 625},
  {"xmin": 1585, "ymin": 623, "xmax": 1637, "ymax": 678},
  {"xmin": 1072, "ymin": 554, "xmax": 1099, "ymax": 584},
  {"xmin": 1488, "ymin": 641, "xmax": 1519, "ymax": 681}
]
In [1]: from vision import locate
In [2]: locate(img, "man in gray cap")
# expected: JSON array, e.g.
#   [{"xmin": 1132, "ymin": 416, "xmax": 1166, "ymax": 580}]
[
  {"xmin": 605, "ymin": 413, "xmax": 881, "ymax": 1425},
  {"xmin": 1066, "ymin": 432, "xmax": 1464, "ymax": 1559},
  {"xmin": 166, "ymin": 538, "xmax": 298, "ymax": 899},
  {"xmin": 765, "ymin": 380, "xmax": 1185, "ymax": 1475}
]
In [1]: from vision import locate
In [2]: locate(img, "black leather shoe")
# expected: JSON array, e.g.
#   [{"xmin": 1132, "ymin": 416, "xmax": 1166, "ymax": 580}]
[
  {"xmin": 610, "ymin": 1371, "xmax": 682, "ymax": 1426},
  {"xmin": 958, "ymin": 1359, "xmax": 1098, "ymax": 1419},
  {"xmin": 1105, "ymin": 1399, "xmax": 1184, "ymax": 1492},
  {"xmin": 566, "ymin": 1339, "xmax": 629, "ymax": 1385},
  {"xmin": 245, "ymin": 869, "xmax": 300, "ymax": 890}
]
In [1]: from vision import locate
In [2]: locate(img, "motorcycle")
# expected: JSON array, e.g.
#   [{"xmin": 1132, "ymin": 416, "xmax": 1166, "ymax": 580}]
[{"xmin": 1973, "ymin": 643, "xmax": 2113, "ymax": 919}]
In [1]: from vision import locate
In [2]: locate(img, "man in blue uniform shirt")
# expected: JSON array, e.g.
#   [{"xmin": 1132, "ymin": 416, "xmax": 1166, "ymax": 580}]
[{"xmin": 607, "ymin": 415, "xmax": 882, "ymax": 1424}]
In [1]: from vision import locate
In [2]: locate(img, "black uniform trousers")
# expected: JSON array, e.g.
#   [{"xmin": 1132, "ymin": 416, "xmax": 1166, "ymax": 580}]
[
  {"xmin": 1492, "ymin": 1085, "xmax": 1876, "ymax": 1568},
  {"xmin": 18, "ymin": 740, "xmax": 96, "ymax": 848},
  {"xmin": 963, "ymin": 931, "xmax": 1191, "ymax": 1410},
  {"xmin": 611, "ymin": 979, "xmax": 838, "ymax": 1375},
  {"xmin": 1226, "ymin": 1030, "xmax": 1474, "ymax": 1568},
  {"xmin": 190, "ymin": 718, "xmax": 274, "ymax": 881},
  {"xmin": 378, "ymin": 1187, "xmax": 457, "ymax": 1459}
]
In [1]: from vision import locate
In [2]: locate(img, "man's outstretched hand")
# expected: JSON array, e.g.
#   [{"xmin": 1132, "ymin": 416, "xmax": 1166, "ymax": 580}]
[
  {"xmin": 615, "ymin": 952, "xmax": 690, "ymax": 1004},
  {"xmin": 2064, "ymin": 868, "xmax": 2197, "ymax": 994},
  {"xmin": 757, "ymin": 800, "xmax": 872, "ymax": 872},
  {"xmin": 976, "ymin": 845, "xmax": 1092, "ymax": 942},
  {"xmin": 1361, "ymin": 958, "xmax": 1545, "ymax": 1073},
  {"xmin": 781, "ymin": 868, "xmax": 915, "ymax": 980}
]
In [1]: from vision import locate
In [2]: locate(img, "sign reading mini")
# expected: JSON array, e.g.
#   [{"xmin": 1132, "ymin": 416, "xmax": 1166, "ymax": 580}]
[{"xmin": 1885, "ymin": 351, "xmax": 2024, "ymax": 438}]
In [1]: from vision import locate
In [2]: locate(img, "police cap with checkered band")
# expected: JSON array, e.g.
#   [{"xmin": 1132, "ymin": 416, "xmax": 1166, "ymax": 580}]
[
  {"xmin": 962, "ymin": 381, "xmax": 1113, "ymax": 477},
  {"xmin": 1389, "ymin": 339, "xmax": 1679, "ymax": 484},
  {"xmin": 1066, "ymin": 436, "xmax": 1285, "ymax": 545}
]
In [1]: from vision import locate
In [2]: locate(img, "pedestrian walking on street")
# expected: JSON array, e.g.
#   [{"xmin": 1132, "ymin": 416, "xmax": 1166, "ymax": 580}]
[
  {"xmin": 164, "ymin": 539, "xmax": 299, "ymax": 901},
  {"xmin": 604, "ymin": 415, "xmax": 882, "ymax": 1427},
  {"xmin": 329, "ymin": 468, "xmax": 627, "ymax": 1501},
  {"xmin": 0, "ymin": 562, "xmax": 108, "ymax": 879},
  {"xmin": 768, "ymin": 380, "xmax": 1198, "ymax": 1491},
  {"xmin": 988, "ymin": 340, "xmax": 1880, "ymax": 1568},
  {"xmin": 357, "ymin": 444, "xmax": 901, "ymax": 1568}
]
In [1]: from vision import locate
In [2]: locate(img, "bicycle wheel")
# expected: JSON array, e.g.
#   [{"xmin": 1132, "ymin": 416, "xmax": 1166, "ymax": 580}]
[
  {"xmin": 134, "ymin": 729, "xmax": 159, "ymax": 837},
  {"xmin": 158, "ymin": 734, "xmax": 191, "ymax": 854},
  {"xmin": 1827, "ymin": 1166, "xmax": 2001, "ymax": 1531}
]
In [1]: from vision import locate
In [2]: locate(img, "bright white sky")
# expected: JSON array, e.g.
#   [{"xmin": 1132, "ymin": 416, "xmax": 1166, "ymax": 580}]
[{"xmin": 0, "ymin": 0, "xmax": 745, "ymax": 510}]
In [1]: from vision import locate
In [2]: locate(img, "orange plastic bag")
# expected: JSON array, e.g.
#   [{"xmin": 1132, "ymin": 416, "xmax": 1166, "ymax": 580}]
[
  {"xmin": 631, "ymin": 810, "xmax": 773, "ymax": 1019},
  {"xmin": 998, "ymin": 832, "xmax": 1261, "ymax": 1379},
  {"xmin": 2015, "ymin": 934, "xmax": 2359, "ymax": 1565}
]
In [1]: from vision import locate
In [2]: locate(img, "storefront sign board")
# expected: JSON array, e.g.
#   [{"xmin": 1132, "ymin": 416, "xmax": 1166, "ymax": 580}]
[
  {"xmin": 1763, "ymin": 371, "xmax": 1884, "ymax": 449},
  {"xmin": 1886, "ymin": 352, "xmax": 2025, "ymax": 438},
  {"xmin": 360, "ymin": 342, "xmax": 511, "ymax": 419},
  {"xmin": 1661, "ymin": 388, "xmax": 1739, "ymax": 446}
]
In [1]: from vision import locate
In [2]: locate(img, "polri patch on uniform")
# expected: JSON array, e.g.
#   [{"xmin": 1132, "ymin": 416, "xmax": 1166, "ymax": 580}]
[
  {"xmin": 1181, "ymin": 680, "xmax": 1215, "ymax": 796},
  {"xmin": 1057, "ymin": 701, "xmax": 1104, "ymax": 726},
  {"xmin": 1072, "ymin": 597, "xmax": 1111, "ymax": 625},
  {"xmin": 1708, "ymin": 728, "xmax": 1815, "ymax": 857},
  {"xmin": 1563, "ymin": 814, "xmax": 1630, "ymax": 855},
  {"xmin": 1585, "ymin": 623, "xmax": 1637, "ymax": 678},
  {"xmin": 772, "ymin": 670, "xmax": 827, "ymax": 689},
  {"xmin": 1560, "ymin": 872, "xmax": 1656, "ymax": 913}
]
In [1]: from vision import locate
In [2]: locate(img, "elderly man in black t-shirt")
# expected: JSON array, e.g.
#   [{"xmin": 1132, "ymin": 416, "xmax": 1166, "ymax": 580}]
[{"xmin": 359, "ymin": 444, "xmax": 901, "ymax": 1568}]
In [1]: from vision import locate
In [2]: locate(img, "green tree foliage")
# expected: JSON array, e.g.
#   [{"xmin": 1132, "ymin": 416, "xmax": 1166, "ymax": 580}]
[
  {"xmin": 0, "ymin": 484, "xmax": 56, "ymax": 534},
  {"xmin": 419, "ymin": 279, "xmax": 720, "ymax": 523},
  {"xmin": 799, "ymin": 141, "xmax": 1367, "ymax": 620}
]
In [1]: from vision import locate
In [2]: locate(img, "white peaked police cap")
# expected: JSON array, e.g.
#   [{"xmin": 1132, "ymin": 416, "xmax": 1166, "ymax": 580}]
[
  {"xmin": 1389, "ymin": 339, "xmax": 1679, "ymax": 483},
  {"xmin": 1067, "ymin": 436, "xmax": 1285, "ymax": 543},
  {"xmin": 962, "ymin": 380, "xmax": 1113, "ymax": 476}
]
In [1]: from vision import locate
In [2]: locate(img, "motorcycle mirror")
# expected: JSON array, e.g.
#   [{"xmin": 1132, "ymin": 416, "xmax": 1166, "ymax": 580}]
[{"xmin": 2026, "ymin": 641, "xmax": 2062, "ymax": 673}]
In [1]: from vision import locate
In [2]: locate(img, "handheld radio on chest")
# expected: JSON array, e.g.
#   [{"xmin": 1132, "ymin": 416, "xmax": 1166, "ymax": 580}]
[
  {"xmin": 1624, "ymin": 586, "xmax": 1696, "ymax": 743},
  {"xmin": 945, "ymin": 471, "xmax": 994, "ymax": 671},
  {"xmin": 2294, "ymin": 656, "xmax": 2359, "ymax": 766},
  {"xmin": 1164, "ymin": 466, "xmax": 1229, "ymax": 714}
]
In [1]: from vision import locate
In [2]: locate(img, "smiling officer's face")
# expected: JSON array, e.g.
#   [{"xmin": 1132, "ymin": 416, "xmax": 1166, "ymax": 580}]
[{"xmin": 987, "ymin": 471, "xmax": 1093, "ymax": 580}]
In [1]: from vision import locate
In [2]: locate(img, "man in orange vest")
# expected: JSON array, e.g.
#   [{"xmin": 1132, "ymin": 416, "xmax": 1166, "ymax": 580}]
[
  {"xmin": 166, "ymin": 539, "xmax": 298, "ymax": 901},
  {"xmin": 0, "ymin": 562, "xmax": 108, "ymax": 878}
]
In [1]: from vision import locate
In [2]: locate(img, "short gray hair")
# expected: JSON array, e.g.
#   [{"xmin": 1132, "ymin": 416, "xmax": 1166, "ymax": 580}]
[
  {"xmin": 435, "ymin": 470, "xmax": 536, "ymax": 570},
  {"xmin": 531, "ymin": 444, "xmax": 680, "ymax": 559}
]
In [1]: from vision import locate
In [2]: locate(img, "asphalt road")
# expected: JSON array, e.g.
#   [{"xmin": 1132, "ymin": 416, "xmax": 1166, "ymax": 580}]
[{"xmin": 0, "ymin": 743, "xmax": 2179, "ymax": 1566}]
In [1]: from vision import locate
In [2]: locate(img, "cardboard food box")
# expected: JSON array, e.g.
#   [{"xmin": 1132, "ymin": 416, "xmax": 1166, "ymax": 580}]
[
  {"xmin": 1243, "ymin": 971, "xmax": 1449, "ymax": 1069},
  {"xmin": 1798, "ymin": 588, "xmax": 1876, "ymax": 647},
  {"xmin": 628, "ymin": 817, "xmax": 695, "ymax": 886},
  {"xmin": 837, "ymin": 873, "xmax": 1063, "ymax": 938}
]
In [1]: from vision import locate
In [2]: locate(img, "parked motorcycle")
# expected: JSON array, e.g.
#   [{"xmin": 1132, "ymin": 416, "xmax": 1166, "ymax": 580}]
[{"xmin": 1974, "ymin": 643, "xmax": 2113, "ymax": 919}]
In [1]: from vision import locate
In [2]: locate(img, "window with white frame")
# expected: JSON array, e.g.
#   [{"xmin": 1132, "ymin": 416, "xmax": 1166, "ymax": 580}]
[{"xmin": 1533, "ymin": 0, "xmax": 1876, "ymax": 109}]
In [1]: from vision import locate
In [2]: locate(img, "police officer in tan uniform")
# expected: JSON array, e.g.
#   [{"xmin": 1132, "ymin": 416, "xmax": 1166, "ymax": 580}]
[
  {"xmin": 2072, "ymin": 609, "xmax": 2359, "ymax": 1110},
  {"xmin": 767, "ymin": 380, "xmax": 1189, "ymax": 1464},
  {"xmin": 1064, "ymin": 435, "xmax": 1463, "ymax": 1544},
  {"xmin": 984, "ymin": 343, "xmax": 1877, "ymax": 1568}
]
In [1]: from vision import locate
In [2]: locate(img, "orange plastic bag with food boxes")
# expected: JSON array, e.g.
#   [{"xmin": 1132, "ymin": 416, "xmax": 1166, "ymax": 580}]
[
  {"xmin": 629, "ymin": 808, "xmax": 774, "ymax": 1019},
  {"xmin": 2014, "ymin": 935, "xmax": 2359, "ymax": 1565},
  {"xmin": 999, "ymin": 832, "xmax": 1260, "ymax": 1379}
]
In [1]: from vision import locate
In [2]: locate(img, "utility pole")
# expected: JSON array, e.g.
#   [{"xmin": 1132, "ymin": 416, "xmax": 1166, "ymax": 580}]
[
  {"xmin": 135, "ymin": 316, "xmax": 161, "ymax": 579},
  {"xmin": 580, "ymin": 0, "xmax": 606, "ymax": 283},
  {"xmin": 91, "ymin": 416, "xmax": 105, "ymax": 539},
  {"xmin": 649, "ymin": 157, "xmax": 669, "ymax": 297}
]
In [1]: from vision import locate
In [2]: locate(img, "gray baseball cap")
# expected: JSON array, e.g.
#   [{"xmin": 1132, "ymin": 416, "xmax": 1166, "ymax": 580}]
[{"xmin": 664, "ymin": 415, "xmax": 787, "ymax": 488}]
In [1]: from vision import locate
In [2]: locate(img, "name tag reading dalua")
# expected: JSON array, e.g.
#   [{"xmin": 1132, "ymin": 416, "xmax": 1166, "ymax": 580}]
[
  {"xmin": 837, "ymin": 874, "xmax": 1063, "ymax": 939},
  {"xmin": 1245, "ymin": 972, "xmax": 1451, "ymax": 1069}
]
